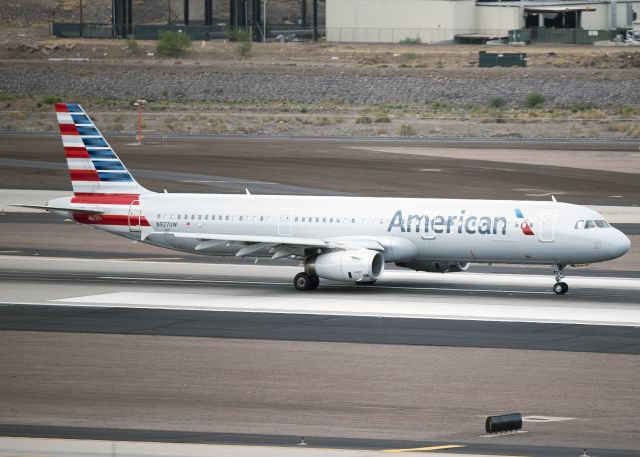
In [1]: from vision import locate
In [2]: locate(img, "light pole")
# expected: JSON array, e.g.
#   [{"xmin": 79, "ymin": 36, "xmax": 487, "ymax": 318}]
[
  {"xmin": 263, "ymin": 0, "xmax": 268, "ymax": 42},
  {"xmin": 133, "ymin": 99, "xmax": 147, "ymax": 145}
]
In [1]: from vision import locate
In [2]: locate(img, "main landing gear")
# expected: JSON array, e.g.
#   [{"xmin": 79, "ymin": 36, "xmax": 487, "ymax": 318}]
[
  {"xmin": 552, "ymin": 264, "xmax": 569, "ymax": 295},
  {"xmin": 294, "ymin": 272, "xmax": 320, "ymax": 291}
]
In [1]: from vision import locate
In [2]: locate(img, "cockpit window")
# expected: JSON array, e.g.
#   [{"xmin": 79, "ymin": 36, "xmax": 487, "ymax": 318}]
[
  {"xmin": 575, "ymin": 220, "xmax": 584, "ymax": 229},
  {"xmin": 594, "ymin": 220, "xmax": 610, "ymax": 228},
  {"xmin": 584, "ymin": 220, "xmax": 596, "ymax": 229}
]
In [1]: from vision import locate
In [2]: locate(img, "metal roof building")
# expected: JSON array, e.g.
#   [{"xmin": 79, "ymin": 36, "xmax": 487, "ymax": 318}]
[{"xmin": 326, "ymin": 0, "xmax": 640, "ymax": 43}]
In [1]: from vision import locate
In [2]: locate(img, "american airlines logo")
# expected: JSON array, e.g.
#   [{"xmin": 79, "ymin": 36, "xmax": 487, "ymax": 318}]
[
  {"xmin": 515, "ymin": 208, "xmax": 535, "ymax": 236},
  {"xmin": 387, "ymin": 210, "xmax": 508, "ymax": 235}
]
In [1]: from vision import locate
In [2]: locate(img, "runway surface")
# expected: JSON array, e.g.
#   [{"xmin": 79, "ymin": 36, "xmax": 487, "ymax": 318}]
[{"xmin": 1, "ymin": 135, "xmax": 639, "ymax": 455}]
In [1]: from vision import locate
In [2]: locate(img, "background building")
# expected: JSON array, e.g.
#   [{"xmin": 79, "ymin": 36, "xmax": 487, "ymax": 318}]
[{"xmin": 326, "ymin": 0, "xmax": 640, "ymax": 43}]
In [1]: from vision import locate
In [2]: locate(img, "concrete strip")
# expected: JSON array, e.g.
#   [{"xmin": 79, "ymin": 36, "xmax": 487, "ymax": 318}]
[
  {"xmin": 586, "ymin": 206, "xmax": 640, "ymax": 224},
  {"xmin": 348, "ymin": 146, "xmax": 640, "ymax": 175},
  {"xmin": 0, "ymin": 189, "xmax": 70, "ymax": 213},
  {"xmin": 52, "ymin": 288, "xmax": 640, "ymax": 327}
]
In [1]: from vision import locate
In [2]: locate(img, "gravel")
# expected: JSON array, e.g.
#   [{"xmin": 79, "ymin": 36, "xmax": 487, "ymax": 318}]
[{"xmin": 2, "ymin": 62, "xmax": 639, "ymax": 107}]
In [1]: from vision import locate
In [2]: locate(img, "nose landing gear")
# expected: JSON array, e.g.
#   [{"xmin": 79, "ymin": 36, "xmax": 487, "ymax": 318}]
[{"xmin": 552, "ymin": 264, "xmax": 569, "ymax": 295}]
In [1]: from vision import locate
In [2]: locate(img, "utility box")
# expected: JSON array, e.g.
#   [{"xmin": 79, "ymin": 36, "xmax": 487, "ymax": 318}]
[
  {"xmin": 508, "ymin": 29, "xmax": 531, "ymax": 44},
  {"xmin": 479, "ymin": 51, "xmax": 527, "ymax": 68}
]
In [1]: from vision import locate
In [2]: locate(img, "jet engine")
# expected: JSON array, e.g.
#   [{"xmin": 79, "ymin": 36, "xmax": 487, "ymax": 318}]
[
  {"xmin": 395, "ymin": 260, "xmax": 470, "ymax": 273},
  {"xmin": 306, "ymin": 249, "xmax": 385, "ymax": 282}
]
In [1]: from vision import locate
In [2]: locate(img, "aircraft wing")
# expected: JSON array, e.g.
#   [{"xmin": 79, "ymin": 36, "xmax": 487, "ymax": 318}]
[
  {"xmin": 152, "ymin": 232, "xmax": 386, "ymax": 259},
  {"xmin": 10, "ymin": 204, "xmax": 104, "ymax": 215}
]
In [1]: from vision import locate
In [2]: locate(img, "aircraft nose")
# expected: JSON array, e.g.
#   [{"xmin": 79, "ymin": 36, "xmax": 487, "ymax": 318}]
[{"xmin": 610, "ymin": 229, "xmax": 631, "ymax": 259}]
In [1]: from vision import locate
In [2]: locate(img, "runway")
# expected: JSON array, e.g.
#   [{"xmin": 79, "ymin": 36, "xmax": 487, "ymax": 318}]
[{"xmin": 1, "ymin": 135, "xmax": 639, "ymax": 455}]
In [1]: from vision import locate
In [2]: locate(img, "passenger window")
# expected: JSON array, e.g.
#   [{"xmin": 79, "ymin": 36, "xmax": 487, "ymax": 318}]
[
  {"xmin": 191, "ymin": 215, "xmax": 195, "ymax": 220},
  {"xmin": 575, "ymin": 220, "xmax": 584, "ymax": 229},
  {"xmin": 585, "ymin": 220, "xmax": 596, "ymax": 229},
  {"xmin": 352, "ymin": 218, "xmax": 356, "ymax": 223},
  {"xmin": 177, "ymin": 214, "xmax": 181, "ymax": 220},
  {"xmin": 260, "ymin": 216, "xmax": 264, "ymax": 222},
  {"xmin": 225, "ymin": 215, "xmax": 229, "ymax": 221},
  {"xmin": 295, "ymin": 217, "xmax": 298, "ymax": 222},
  {"xmin": 198, "ymin": 215, "xmax": 202, "ymax": 220},
  {"xmin": 316, "ymin": 217, "xmax": 319, "ymax": 222},
  {"xmin": 330, "ymin": 218, "xmax": 333, "ymax": 223},
  {"xmin": 157, "ymin": 213, "xmax": 161, "ymax": 218},
  {"xmin": 323, "ymin": 218, "xmax": 326, "ymax": 223}
]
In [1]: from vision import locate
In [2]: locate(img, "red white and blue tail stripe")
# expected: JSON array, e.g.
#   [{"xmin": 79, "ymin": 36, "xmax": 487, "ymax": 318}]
[{"xmin": 56, "ymin": 103, "xmax": 149, "ymax": 197}]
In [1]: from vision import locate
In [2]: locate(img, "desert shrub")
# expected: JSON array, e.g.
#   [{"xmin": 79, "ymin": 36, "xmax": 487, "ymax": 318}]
[
  {"xmin": 397, "ymin": 124, "xmax": 416, "ymax": 136},
  {"xmin": 355, "ymin": 116, "xmax": 372, "ymax": 124},
  {"xmin": 488, "ymin": 97, "xmax": 506, "ymax": 108},
  {"xmin": 373, "ymin": 114, "xmax": 391, "ymax": 123},
  {"xmin": 225, "ymin": 28, "xmax": 251, "ymax": 42},
  {"xmin": 40, "ymin": 95, "xmax": 63, "ymax": 105},
  {"xmin": 126, "ymin": 39, "xmax": 138, "ymax": 50},
  {"xmin": 525, "ymin": 91, "xmax": 545, "ymax": 108},
  {"xmin": 156, "ymin": 31, "xmax": 191, "ymax": 56},
  {"xmin": 236, "ymin": 39, "xmax": 252, "ymax": 56},
  {"xmin": 399, "ymin": 36, "xmax": 422, "ymax": 45}
]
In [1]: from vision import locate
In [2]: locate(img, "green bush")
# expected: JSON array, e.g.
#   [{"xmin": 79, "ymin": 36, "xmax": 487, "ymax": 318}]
[
  {"xmin": 236, "ymin": 40, "xmax": 252, "ymax": 56},
  {"xmin": 226, "ymin": 28, "xmax": 252, "ymax": 42},
  {"xmin": 525, "ymin": 91, "xmax": 545, "ymax": 108},
  {"xmin": 126, "ymin": 39, "xmax": 138, "ymax": 50},
  {"xmin": 399, "ymin": 36, "xmax": 422, "ymax": 44},
  {"xmin": 40, "ymin": 95, "xmax": 63, "ymax": 105},
  {"xmin": 488, "ymin": 97, "xmax": 506, "ymax": 108},
  {"xmin": 156, "ymin": 31, "xmax": 191, "ymax": 56},
  {"xmin": 397, "ymin": 124, "xmax": 416, "ymax": 136},
  {"xmin": 355, "ymin": 116, "xmax": 372, "ymax": 124}
]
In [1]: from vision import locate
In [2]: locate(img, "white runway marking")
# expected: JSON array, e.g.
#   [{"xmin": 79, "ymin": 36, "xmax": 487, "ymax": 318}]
[
  {"xmin": 54, "ymin": 291, "xmax": 640, "ymax": 327},
  {"xmin": 522, "ymin": 416, "xmax": 574, "ymax": 423},
  {"xmin": 97, "ymin": 275, "xmax": 549, "ymax": 295}
]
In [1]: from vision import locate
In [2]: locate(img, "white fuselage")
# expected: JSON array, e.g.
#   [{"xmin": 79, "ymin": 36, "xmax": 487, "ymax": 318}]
[{"xmin": 55, "ymin": 193, "xmax": 631, "ymax": 266}]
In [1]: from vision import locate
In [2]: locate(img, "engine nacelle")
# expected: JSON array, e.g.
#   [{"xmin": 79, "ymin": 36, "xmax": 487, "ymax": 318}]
[
  {"xmin": 306, "ymin": 249, "xmax": 385, "ymax": 283},
  {"xmin": 395, "ymin": 260, "xmax": 471, "ymax": 273}
]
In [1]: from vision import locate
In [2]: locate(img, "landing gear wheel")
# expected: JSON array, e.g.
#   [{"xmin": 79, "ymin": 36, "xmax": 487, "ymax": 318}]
[
  {"xmin": 551, "ymin": 264, "xmax": 568, "ymax": 295},
  {"xmin": 294, "ymin": 272, "xmax": 319, "ymax": 291},
  {"xmin": 553, "ymin": 282, "xmax": 569, "ymax": 295}
]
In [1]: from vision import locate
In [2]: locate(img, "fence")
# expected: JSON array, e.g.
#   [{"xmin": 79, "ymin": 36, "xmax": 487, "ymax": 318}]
[
  {"xmin": 52, "ymin": 23, "xmax": 114, "ymax": 38},
  {"xmin": 52, "ymin": 22, "xmax": 325, "ymax": 42},
  {"xmin": 325, "ymin": 27, "xmax": 507, "ymax": 44}
]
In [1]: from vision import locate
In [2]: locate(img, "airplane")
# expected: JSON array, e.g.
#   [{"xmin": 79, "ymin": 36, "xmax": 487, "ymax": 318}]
[{"xmin": 16, "ymin": 103, "xmax": 631, "ymax": 294}]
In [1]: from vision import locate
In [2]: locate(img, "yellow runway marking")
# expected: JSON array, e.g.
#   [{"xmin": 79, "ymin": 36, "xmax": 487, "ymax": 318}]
[{"xmin": 384, "ymin": 444, "xmax": 465, "ymax": 453}]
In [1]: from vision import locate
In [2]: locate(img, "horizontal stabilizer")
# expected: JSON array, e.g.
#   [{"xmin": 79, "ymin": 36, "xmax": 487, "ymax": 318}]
[{"xmin": 10, "ymin": 204, "xmax": 104, "ymax": 215}]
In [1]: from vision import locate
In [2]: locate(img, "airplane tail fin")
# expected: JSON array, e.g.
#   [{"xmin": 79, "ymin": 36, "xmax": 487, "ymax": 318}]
[{"xmin": 55, "ymin": 103, "xmax": 151, "ymax": 197}]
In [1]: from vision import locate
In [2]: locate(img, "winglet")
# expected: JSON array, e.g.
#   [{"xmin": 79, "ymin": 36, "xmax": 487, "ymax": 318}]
[
  {"xmin": 245, "ymin": 188, "xmax": 251, "ymax": 195},
  {"xmin": 551, "ymin": 195, "xmax": 557, "ymax": 203}
]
